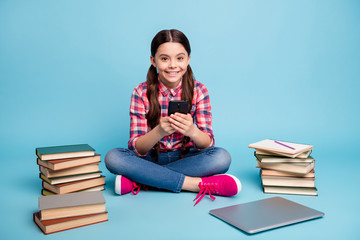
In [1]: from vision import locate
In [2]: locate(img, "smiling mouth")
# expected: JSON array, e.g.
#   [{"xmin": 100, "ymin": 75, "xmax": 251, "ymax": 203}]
[{"xmin": 165, "ymin": 71, "xmax": 180, "ymax": 76}]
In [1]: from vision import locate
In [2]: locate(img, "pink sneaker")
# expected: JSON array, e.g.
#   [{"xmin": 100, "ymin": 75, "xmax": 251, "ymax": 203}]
[
  {"xmin": 115, "ymin": 175, "xmax": 144, "ymax": 195},
  {"xmin": 193, "ymin": 174, "xmax": 242, "ymax": 206}
]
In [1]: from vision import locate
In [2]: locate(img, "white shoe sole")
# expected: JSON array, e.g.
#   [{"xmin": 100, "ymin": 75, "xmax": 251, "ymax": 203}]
[{"xmin": 115, "ymin": 175, "xmax": 122, "ymax": 195}]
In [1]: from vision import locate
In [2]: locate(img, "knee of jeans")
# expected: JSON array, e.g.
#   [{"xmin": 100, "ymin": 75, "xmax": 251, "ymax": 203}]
[
  {"xmin": 213, "ymin": 147, "xmax": 231, "ymax": 172},
  {"xmin": 104, "ymin": 148, "xmax": 121, "ymax": 170}
]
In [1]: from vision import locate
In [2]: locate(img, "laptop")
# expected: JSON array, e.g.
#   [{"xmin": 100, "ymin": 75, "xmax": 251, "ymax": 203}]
[{"xmin": 209, "ymin": 197, "xmax": 324, "ymax": 234}]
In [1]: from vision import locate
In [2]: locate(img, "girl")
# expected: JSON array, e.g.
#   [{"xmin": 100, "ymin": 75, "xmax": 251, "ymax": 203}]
[{"xmin": 105, "ymin": 29, "xmax": 241, "ymax": 206}]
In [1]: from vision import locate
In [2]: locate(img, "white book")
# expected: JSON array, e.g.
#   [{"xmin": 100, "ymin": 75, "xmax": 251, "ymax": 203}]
[{"xmin": 249, "ymin": 139, "xmax": 313, "ymax": 158}]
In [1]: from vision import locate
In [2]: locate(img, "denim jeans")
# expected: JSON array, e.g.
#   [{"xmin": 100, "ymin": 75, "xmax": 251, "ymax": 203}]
[{"xmin": 105, "ymin": 147, "xmax": 231, "ymax": 193}]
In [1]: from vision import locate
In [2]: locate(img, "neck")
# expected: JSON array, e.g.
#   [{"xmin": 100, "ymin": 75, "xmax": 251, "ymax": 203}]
[{"xmin": 159, "ymin": 77, "xmax": 182, "ymax": 90}]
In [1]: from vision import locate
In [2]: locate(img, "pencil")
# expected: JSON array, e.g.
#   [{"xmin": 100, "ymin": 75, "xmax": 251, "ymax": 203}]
[{"xmin": 274, "ymin": 140, "xmax": 295, "ymax": 150}]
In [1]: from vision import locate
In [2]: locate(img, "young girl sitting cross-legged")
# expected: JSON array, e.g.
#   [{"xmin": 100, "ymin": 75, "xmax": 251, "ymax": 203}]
[{"xmin": 105, "ymin": 29, "xmax": 241, "ymax": 206}]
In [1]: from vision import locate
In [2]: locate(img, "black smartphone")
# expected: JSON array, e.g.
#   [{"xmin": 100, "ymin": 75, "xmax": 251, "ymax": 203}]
[{"xmin": 168, "ymin": 100, "xmax": 189, "ymax": 116}]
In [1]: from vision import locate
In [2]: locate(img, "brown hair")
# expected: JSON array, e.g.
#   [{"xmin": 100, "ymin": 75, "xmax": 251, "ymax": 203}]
[{"xmin": 146, "ymin": 29, "xmax": 194, "ymax": 160}]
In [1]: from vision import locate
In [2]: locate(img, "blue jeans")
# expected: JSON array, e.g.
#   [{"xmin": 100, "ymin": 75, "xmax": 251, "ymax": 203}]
[{"xmin": 105, "ymin": 147, "xmax": 231, "ymax": 193}]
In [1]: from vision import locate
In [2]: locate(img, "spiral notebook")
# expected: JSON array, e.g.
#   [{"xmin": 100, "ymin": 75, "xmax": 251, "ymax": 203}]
[{"xmin": 209, "ymin": 197, "xmax": 324, "ymax": 234}]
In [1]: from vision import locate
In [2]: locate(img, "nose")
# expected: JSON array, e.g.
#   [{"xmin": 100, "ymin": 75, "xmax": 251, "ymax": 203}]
[{"xmin": 169, "ymin": 59, "xmax": 176, "ymax": 68}]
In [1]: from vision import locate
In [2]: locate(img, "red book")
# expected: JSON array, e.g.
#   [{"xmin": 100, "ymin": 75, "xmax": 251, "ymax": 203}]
[
  {"xmin": 37, "ymin": 154, "xmax": 101, "ymax": 171},
  {"xmin": 33, "ymin": 211, "xmax": 108, "ymax": 235}
]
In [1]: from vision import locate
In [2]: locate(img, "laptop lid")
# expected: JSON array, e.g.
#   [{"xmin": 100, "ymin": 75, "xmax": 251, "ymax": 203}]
[{"xmin": 209, "ymin": 197, "xmax": 324, "ymax": 234}]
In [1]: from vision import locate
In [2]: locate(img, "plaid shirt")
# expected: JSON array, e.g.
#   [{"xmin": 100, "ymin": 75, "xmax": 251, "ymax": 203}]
[{"xmin": 128, "ymin": 79, "xmax": 215, "ymax": 155}]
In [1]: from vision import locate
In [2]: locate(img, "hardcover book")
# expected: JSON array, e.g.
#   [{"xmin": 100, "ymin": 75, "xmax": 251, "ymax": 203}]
[
  {"xmin": 255, "ymin": 153, "xmax": 314, "ymax": 163},
  {"xmin": 261, "ymin": 175, "xmax": 316, "ymax": 188},
  {"xmin": 263, "ymin": 186, "xmax": 318, "ymax": 196},
  {"xmin": 34, "ymin": 211, "xmax": 108, "ymax": 234},
  {"xmin": 36, "ymin": 144, "xmax": 95, "ymax": 161},
  {"xmin": 261, "ymin": 169, "xmax": 315, "ymax": 178},
  {"xmin": 39, "ymin": 163, "xmax": 100, "ymax": 178},
  {"xmin": 40, "ymin": 172, "xmax": 102, "ymax": 185},
  {"xmin": 249, "ymin": 139, "xmax": 313, "ymax": 158},
  {"xmin": 42, "ymin": 176, "xmax": 105, "ymax": 194},
  {"xmin": 39, "ymin": 191, "xmax": 106, "ymax": 220},
  {"xmin": 256, "ymin": 160, "xmax": 315, "ymax": 175},
  {"xmin": 255, "ymin": 149, "xmax": 312, "ymax": 159},
  {"xmin": 41, "ymin": 185, "xmax": 105, "ymax": 196},
  {"xmin": 37, "ymin": 154, "xmax": 101, "ymax": 171}
]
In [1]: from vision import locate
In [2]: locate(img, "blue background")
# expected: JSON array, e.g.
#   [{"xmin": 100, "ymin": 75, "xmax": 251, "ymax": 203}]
[{"xmin": 1, "ymin": 0, "xmax": 359, "ymax": 239}]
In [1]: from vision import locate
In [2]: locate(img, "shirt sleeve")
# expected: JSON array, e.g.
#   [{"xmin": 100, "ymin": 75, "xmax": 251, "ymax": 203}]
[
  {"xmin": 128, "ymin": 86, "xmax": 149, "ymax": 155},
  {"xmin": 194, "ymin": 83, "xmax": 215, "ymax": 148}
]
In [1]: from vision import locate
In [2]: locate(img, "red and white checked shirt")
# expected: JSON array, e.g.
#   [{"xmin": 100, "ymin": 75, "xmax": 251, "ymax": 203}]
[{"xmin": 128, "ymin": 79, "xmax": 215, "ymax": 155}]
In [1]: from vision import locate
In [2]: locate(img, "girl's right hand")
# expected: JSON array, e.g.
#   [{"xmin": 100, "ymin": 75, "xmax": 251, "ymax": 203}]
[{"xmin": 158, "ymin": 117, "xmax": 176, "ymax": 137}]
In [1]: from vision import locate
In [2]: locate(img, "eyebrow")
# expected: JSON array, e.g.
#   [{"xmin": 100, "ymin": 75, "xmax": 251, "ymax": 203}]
[{"xmin": 159, "ymin": 53, "xmax": 186, "ymax": 57}]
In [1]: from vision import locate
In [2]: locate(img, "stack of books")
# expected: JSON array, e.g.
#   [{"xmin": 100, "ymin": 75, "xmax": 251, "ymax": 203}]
[
  {"xmin": 249, "ymin": 139, "xmax": 317, "ymax": 196},
  {"xmin": 36, "ymin": 144, "xmax": 105, "ymax": 195},
  {"xmin": 34, "ymin": 191, "xmax": 108, "ymax": 234}
]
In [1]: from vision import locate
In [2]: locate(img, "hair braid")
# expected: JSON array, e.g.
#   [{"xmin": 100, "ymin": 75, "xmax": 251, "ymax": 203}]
[
  {"xmin": 179, "ymin": 65, "xmax": 194, "ymax": 158},
  {"xmin": 146, "ymin": 65, "xmax": 161, "ymax": 160}
]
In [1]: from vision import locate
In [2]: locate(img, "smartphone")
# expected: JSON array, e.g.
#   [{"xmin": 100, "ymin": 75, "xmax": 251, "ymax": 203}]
[{"xmin": 168, "ymin": 100, "xmax": 189, "ymax": 116}]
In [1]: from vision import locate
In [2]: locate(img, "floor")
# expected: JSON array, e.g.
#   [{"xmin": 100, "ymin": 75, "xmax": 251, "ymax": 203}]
[{"xmin": 1, "ymin": 144, "xmax": 359, "ymax": 240}]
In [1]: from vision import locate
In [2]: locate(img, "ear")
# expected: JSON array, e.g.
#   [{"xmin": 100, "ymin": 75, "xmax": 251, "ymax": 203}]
[
  {"xmin": 150, "ymin": 56, "xmax": 156, "ymax": 68},
  {"xmin": 187, "ymin": 55, "xmax": 191, "ymax": 65}
]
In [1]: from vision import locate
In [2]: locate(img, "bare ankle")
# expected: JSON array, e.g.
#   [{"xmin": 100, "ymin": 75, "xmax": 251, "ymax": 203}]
[{"xmin": 181, "ymin": 176, "xmax": 202, "ymax": 192}]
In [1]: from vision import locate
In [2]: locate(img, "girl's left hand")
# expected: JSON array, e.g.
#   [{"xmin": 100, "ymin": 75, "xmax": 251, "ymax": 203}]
[{"xmin": 168, "ymin": 113, "xmax": 196, "ymax": 138}]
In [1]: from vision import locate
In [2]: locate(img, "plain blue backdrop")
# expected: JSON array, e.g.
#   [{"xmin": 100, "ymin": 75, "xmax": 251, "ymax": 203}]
[{"xmin": 1, "ymin": 0, "xmax": 359, "ymax": 239}]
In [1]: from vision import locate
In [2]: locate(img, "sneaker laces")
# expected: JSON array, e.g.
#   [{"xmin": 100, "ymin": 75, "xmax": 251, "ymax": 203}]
[
  {"xmin": 193, "ymin": 182, "xmax": 217, "ymax": 206},
  {"xmin": 131, "ymin": 182, "xmax": 148, "ymax": 195}
]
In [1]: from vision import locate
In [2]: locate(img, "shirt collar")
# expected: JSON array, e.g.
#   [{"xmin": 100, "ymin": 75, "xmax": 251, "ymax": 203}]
[{"xmin": 158, "ymin": 78, "xmax": 182, "ymax": 97}]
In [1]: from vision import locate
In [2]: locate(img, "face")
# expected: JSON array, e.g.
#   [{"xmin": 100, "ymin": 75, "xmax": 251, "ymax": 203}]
[{"xmin": 150, "ymin": 42, "xmax": 191, "ymax": 89}]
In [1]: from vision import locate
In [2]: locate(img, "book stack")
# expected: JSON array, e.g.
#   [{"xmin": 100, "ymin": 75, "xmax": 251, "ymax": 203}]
[
  {"xmin": 36, "ymin": 144, "xmax": 105, "ymax": 195},
  {"xmin": 249, "ymin": 139, "xmax": 317, "ymax": 196},
  {"xmin": 34, "ymin": 191, "xmax": 108, "ymax": 234}
]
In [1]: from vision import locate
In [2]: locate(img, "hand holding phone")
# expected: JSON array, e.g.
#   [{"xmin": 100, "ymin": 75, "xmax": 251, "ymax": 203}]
[{"xmin": 168, "ymin": 100, "xmax": 189, "ymax": 116}]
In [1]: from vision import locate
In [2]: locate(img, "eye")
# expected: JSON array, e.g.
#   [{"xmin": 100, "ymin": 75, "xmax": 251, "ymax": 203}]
[
  {"xmin": 178, "ymin": 57, "xmax": 184, "ymax": 61},
  {"xmin": 161, "ymin": 57, "xmax": 168, "ymax": 61}
]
